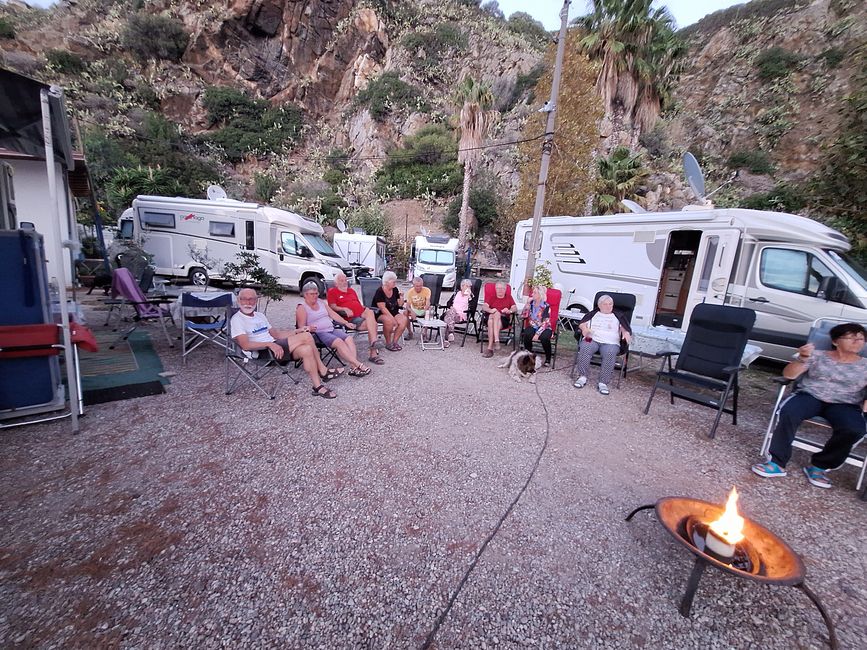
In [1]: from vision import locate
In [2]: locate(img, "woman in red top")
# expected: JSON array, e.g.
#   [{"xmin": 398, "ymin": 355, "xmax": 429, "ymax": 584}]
[{"xmin": 326, "ymin": 273, "xmax": 384, "ymax": 365}]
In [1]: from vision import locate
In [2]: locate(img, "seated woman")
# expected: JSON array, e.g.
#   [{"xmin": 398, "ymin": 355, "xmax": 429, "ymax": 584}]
[
  {"xmin": 572, "ymin": 294, "xmax": 632, "ymax": 396},
  {"xmin": 442, "ymin": 278, "xmax": 473, "ymax": 348},
  {"xmin": 481, "ymin": 281, "xmax": 516, "ymax": 358},
  {"xmin": 403, "ymin": 276, "xmax": 431, "ymax": 340},
  {"xmin": 296, "ymin": 282, "xmax": 371, "ymax": 377},
  {"xmin": 520, "ymin": 286, "xmax": 552, "ymax": 367},
  {"xmin": 373, "ymin": 271, "xmax": 409, "ymax": 351},
  {"xmin": 752, "ymin": 322, "xmax": 867, "ymax": 489}
]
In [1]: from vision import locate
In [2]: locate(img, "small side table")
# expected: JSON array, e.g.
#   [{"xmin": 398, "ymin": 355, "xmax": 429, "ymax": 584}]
[{"xmin": 417, "ymin": 318, "xmax": 446, "ymax": 351}]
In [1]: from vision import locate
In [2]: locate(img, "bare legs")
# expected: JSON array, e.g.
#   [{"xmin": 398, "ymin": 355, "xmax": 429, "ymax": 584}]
[
  {"xmin": 331, "ymin": 337, "xmax": 367, "ymax": 370},
  {"xmin": 362, "ymin": 309, "xmax": 381, "ymax": 359},
  {"xmin": 487, "ymin": 312, "xmax": 502, "ymax": 352},
  {"xmin": 378, "ymin": 312, "xmax": 409, "ymax": 348}
]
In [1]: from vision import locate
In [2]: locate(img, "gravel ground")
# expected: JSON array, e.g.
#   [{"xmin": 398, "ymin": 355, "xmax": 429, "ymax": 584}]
[{"xmin": 1, "ymin": 288, "xmax": 865, "ymax": 649}]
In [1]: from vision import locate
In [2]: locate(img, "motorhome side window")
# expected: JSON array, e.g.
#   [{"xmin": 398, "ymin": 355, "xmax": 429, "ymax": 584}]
[
  {"xmin": 759, "ymin": 248, "xmax": 835, "ymax": 297},
  {"xmin": 141, "ymin": 211, "xmax": 175, "ymax": 228},
  {"xmin": 522, "ymin": 231, "xmax": 542, "ymax": 252},
  {"xmin": 209, "ymin": 221, "xmax": 234, "ymax": 238},
  {"xmin": 281, "ymin": 233, "xmax": 299, "ymax": 255}
]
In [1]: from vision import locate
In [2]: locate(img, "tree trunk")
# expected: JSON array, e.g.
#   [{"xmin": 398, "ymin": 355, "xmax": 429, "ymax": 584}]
[{"xmin": 457, "ymin": 159, "xmax": 473, "ymax": 250}]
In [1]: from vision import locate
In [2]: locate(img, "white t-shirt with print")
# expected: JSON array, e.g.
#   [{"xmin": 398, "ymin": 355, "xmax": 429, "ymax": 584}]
[
  {"xmin": 589, "ymin": 312, "xmax": 620, "ymax": 345},
  {"xmin": 230, "ymin": 311, "xmax": 274, "ymax": 343}
]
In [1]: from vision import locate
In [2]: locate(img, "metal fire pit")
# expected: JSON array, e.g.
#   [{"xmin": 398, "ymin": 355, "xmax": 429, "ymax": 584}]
[{"xmin": 627, "ymin": 497, "xmax": 837, "ymax": 649}]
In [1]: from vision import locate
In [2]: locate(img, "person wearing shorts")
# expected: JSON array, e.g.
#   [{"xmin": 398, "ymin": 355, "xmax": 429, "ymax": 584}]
[
  {"xmin": 326, "ymin": 272, "xmax": 383, "ymax": 365},
  {"xmin": 403, "ymin": 276, "xmax": 431, "ymax": 339}
]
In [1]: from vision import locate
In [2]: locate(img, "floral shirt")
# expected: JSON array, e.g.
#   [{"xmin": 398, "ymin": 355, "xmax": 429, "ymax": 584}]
[{"xmin": 799, "ymin": 352, "xmax": 867, "ymax": 406}]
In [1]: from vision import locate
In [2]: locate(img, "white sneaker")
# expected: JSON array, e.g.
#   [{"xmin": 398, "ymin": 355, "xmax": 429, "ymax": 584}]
[
  {"xmin": 573, "ymin": 375, "xmax": 587, "ymax": 388},
  {"xmin": 448, "ymin": 333, "xmax": 455, "ymax": 342},
  {"xmin": 598, "ymin": 382, "xmax": 609, "ymax": 395}
]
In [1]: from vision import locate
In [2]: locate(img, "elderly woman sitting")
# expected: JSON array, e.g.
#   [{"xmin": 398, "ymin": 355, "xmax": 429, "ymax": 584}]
[
  {"xmin": 373, "ymin": 271, "xmax": 409, "ymax": 351},
  {"xmin": 441, "ymin": 278, "xmax": 473, "ymax": 348},
  {"xmin": 296, "ymin": 282, "xmax": 372, "ymax": 377},
  {"xmin": 572, "ymin": 294, "xmax": 632, "ymax": 395},
  {"xmin": 520, "ymin": 286, "xmax": 553, "ymax": 366}
]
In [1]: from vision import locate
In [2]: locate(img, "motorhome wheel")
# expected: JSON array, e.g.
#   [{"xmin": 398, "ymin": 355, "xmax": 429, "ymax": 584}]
[{"xmin": 189, "ymin": 267, "xmax": 208, "ymax": 287}]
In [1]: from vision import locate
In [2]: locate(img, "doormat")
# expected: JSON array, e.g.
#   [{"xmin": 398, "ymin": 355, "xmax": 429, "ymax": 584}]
[{"xmin": 79, "ymin": 330, "xmax": 169, "ymax": 405}]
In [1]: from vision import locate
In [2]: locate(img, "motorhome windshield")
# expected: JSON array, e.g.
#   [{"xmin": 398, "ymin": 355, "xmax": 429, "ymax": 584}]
[
  {"xmin": 419, "ymin": 250, "xmax": 454, "ymax": 266},
  {"xmin": 303, "ymin": 234, "xmax": 341, "ymax": 258},
  {"xmin": 827, "ymin": 250, "xmax": 867, "ymax": 292}
]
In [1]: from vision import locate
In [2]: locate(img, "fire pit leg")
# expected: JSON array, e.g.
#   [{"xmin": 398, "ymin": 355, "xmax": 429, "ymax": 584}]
[
  {"xmin": 679, "ymin": 557, "xmax": 707, "ymax": 618},
  {"xmin": 624, "ymin": 504, "xmax": 655, "ymax": 521},
  {"xmin": 795, "ymin": 583, "xmax": 839, "ymax": 650}
]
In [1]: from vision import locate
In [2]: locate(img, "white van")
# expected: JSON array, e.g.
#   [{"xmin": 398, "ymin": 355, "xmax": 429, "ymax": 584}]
[
  {"xmin": 117, "ymin": 194, "xmax": 354, "ymax": 290},
  {"xmin": 410, "ymin": 235, "xmax": 459, "ymax": 288},
  {"xmin": 509, "ymin": 208, "xmax": 867, "ymax": 361}
]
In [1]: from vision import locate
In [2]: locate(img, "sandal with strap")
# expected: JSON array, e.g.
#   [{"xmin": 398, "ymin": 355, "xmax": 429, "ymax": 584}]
[
  {"xmin": 368, "ymin": 355, "xmax": 385, "ymax": 365},
  {"xmin": 320, "ymin": 367, "xmax": 345, "ymax": 382},
  {"xmin": 751, "ymin": 461, "xmax": 787, "ymax": 478},
  {"xmin": 386, "ymin": 343, "xmax": 402, "ymax": 352},
  {"xmin": 348, "ymin": 364, "xmax": 371, "ymax": 377},
  {"xmin": 312, "ymin": 384, "xmax": 336, "ymax": 399}
]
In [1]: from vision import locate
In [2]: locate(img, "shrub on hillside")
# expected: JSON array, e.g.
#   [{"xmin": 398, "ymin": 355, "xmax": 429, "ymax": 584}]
[
  {"xmin": 0, "ymin": 18, "xmax": 16, "ymax": 39},
  {"xmin": 374, "ymin": 124, "xmax": 463, "ymax": 198},
  {"xmin": 344, "ymin": 204, "xmax": 393, "ymax": 238},
  {"xmin": 727, "ymin": 149, "xmax": 774, "ymax": 174},
  {"xmin": 501, "ymin": 64, "xmax": 544, "ymax": 112},
  {"xmin": 444, "ymin": 185, "xmax": 501, "ymax": 235},
  {"xmin": 253, "ymin": 172, "xmax": 279, "ymax": 203},
  {"xmin": 402, "ymin": 23, "xmax": 468, "ymax": 71},
  {"xmin": 122, "ymin": 13, "xmax": 189, "ymax": 62},
  {"xmin": 754, "ymin": 47, "xmax": 801, "ymax": 81},
  {"xmin": 45, "ymin": 49, "xmax": 86, "ymax": 74},
  {"xmin": 818, "ymin": 47, "xmax": 845, "ymax": 68},
  {"xmin": 741, "ymin": 183, "xmax": 806, "ymax": 212},
  {"xmin": 507, "ymin": 12, "xmax": 549, "ymax": 46},
  {"xmin": 202, "ymin": 86, "xmax": 267, "ymax": 126},
  {"xmin": 352, "ymin": 71, "xmax": 428, "ymax": 121}
]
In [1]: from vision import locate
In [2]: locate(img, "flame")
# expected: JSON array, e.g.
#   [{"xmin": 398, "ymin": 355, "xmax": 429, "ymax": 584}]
[{"xmin": 708, "ymin": 487, "xmax": 745, "ymax": 545}]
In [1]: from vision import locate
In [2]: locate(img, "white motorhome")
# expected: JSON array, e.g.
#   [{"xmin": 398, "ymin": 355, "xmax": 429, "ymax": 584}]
[
  {"xmin": 410, "ymin": 235, "xmax": 459, "ymax": 288},
  {"xmin": 333, "ymin": 232, "xmax": 386, "ymax": 277},
  {"xmin": 118, "ymin": 194, "xmax": 354, "ymax": 290},
  {"xmin": 510, "ymin": 208, "xmax": 867, "ymax": 361}
]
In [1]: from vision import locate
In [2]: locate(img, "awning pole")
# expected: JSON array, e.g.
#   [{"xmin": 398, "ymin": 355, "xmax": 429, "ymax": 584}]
[{"xmin": 41, "ymin": 88, "xmax": 80, "ymax": 434}]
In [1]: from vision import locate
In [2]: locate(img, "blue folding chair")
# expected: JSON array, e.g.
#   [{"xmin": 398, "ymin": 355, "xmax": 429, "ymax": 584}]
[{"xmin": 181, "ymin": 292, "xmax": 234, "ymax": 364}]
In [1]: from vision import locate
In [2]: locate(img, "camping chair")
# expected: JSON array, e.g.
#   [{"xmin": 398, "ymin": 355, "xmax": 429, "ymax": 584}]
[
  {"xmin": 520, "ymin": 288, "xmax": 562, "ymax": 368},
  {"xmin": 644, "ymin": 303, "xmax": 756, "ymax": 439},
  {"xmin": 225, "ymin": 308, "xmax": 301, "ymax": 399},
  {"xmin": 107, "ymin": 268, "xmax": 176, "ymax": 349},
  {"xmin": 421, "ymin": 273, "xmax": 445, "ymax": 317},
  {"xmin": 571, "ymin": 292, "xmax": 636, "ymax": 388},
  {"xmin": 760, "ymin": 318, "xmax": 867, "ymax": 497},
  {"xmin": 181, "ymin": 292, "xmax": 234, "ymax": 364},
  {"xmin": 359, "ymin": 278, "xmax": 383, "ymax": 317},
  {"xmin": 448, "ymin": 277, "xmax": 483, "ymax": 346},
  {"xmin": 478, "ymin": 282, "xmax": 517, "ymax": 352}
]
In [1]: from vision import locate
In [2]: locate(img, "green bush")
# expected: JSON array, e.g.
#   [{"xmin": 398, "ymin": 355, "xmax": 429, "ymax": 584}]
[
  {"xmin": 45, "ymin": 49, "xmax": 87, "ymax": 74},
  {"xmin": 402, "ymin": 23, "xmax": 468, "ymax": 71},
  {"xmin": 818, "ymin": 47, "xmax": 845, "ymax": 68},
  {"xmin": 445, "ymin": 185, "xmax": 501, "ymax": 235},
  {"xmin": 374, "ymin": 124, "xmax": 463, "ymax": 198},
  {"xmin": 506, "ymin": 12, "xmax": 549, "ymax": 46},
  {"xmin": 727, "ymin": 149, "xmax": 774, "ymax": 174},
  {"xmin": 0, "ymin": 18, "xmax": 16, "ymax": 40},
  {"xmin": 253, "ymin": 172, "xmax": 279, "ymax": 203},
  {"xmin": 202, "ymin": 86, "xmax": 267, "ymax": 126},
  {"xmin": 754, "ymin": 47, "xmax": 801, "ymax": 81},
  {"xmin": 741, "ymin": 184, "xmax": 806, "ymax": 212},
  {"xmin": 345, "ymin": 204, "xmax": 393, "ymax": 238},
  {"xmin": 122, "ymin": 13, "xmax": 189, "ymax": 62},
  {"xmin": 352, "ymin": 71, "xmax": 428, "ymax": 121},
  {"xmin": 502, "ymin": 64, "xmax": 544, "ymax": 111}
]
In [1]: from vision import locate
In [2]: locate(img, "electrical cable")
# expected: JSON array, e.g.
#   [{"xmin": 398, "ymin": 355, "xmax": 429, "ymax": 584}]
[{"xmin": 420, "ymin": 374, "xmax": 553, "ymax": 649}]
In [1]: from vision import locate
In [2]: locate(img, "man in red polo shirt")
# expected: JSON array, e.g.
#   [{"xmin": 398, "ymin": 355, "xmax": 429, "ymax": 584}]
[{"xmin": 327, "ymin": 273, "xmax": 384, "ymax": 365}]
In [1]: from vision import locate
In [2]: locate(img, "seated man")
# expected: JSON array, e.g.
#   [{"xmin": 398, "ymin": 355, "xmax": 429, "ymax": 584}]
[
  {"xmin": 403, "ymin": 276, "xmax": 431, "ymax": 339},
  {"xmin": 481, "ymin": 281, "xmax": 516, "ymax": 358},
  {"xmin": 230, "ymin": 288, "xmax": 336, "ymax": 399},
  {"xmin": 326, "ymin": 272, "xmax": 384, "ymax": 365}
]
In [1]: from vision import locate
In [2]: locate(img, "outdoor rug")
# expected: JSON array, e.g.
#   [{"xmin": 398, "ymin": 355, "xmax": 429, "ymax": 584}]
[{"xmin": 78, "ymin": 330, "xmax": 169, "ymax": 405}]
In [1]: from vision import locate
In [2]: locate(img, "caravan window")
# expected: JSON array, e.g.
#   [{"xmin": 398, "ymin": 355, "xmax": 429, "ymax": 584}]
[
  {"xmin": 119, "ymin": 219, "xmax": 134, "ymax": 239},
  {"xmin": 141, "ymin": 211, "xmax": 175, "ymax": 228},
  {"xmin": 522, "ymin": 231, "xmax": 542, "ymax": 252},
  {"xmin": 759, "ymin": 248, "xmax": 834, "ymax": 296},
  {"xmin": 209, "ymin": 221, "xmax": 235, "ymax": 238},
  {"xmin": 281, "ymin": 232, "xmax": 299, "ymax": 255},
  {"xmin": 697, "ymin": 236, "xmax": 719, "ymax": 292}
]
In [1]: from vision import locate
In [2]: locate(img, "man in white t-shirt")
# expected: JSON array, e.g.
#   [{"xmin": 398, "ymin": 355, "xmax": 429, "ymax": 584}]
[
  {"xmin": 230, "ymin": 288, "xmax": 337, "ymax": 398},
  {"xmin": 573, "ymin": 294, "xmax": 632, "ymax": 395}
]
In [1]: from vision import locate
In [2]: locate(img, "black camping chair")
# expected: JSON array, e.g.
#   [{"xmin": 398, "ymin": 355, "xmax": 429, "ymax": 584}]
[
  {"xmin": 448, "ymin": 277, "xmax": 483, "ymax": 346},
  {"xmin": 760, "ymin": 318, "xmax": 867, "ymax": 498},
  {"xmin": 571, "ymin": 292, "xmax": 636, "ymax": 388},
  {"xmin": 644, "ymin": 304, "xmax": 756, "ymax": 438},
  {"xmin": 359, "ymin": 278, "xmax": 382, "ymax": 317},
  {"xmin": 181, "ymin": 291, "xmax": 234, "ymax": 364},
  {"xmin": 225, "ymin": 308, "xmax": 301, "ymax": 399},
  {"xmin": 318, "ymin": 280, "xmax": 336, "ymax": 300},
  {"xmin": 421, "ymin": 273, "xmax": 445, "ymax": 317}
]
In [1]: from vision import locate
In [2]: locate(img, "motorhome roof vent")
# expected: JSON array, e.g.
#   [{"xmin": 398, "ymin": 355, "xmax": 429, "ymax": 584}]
[{"xmin": 426, "ymin": 235, "xmax": 451, "ymax": 244}]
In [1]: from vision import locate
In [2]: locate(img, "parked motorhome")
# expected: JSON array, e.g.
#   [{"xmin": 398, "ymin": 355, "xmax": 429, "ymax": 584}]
[
  {"xmin": 117, "ymin": 194, "xmax": 354, "ymax": 290},
  {"xmin": 333, "ymin": 232, "xmax": 386, "ymax": 277},
  {"xmin": 510, "ymin": 208, "xmax": 867, "ymax": 361},
  {"xmin": 410, "ymin": 235, "xmax": 459, "ymax": 288}
]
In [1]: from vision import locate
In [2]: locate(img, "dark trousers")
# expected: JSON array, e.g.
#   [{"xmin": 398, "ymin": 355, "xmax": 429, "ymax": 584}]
[
  {"xmin": 769, "ymin": 392, "xmax": 866, "ymax": 469},
  {"xmin": 522, "ymin": 326, "xmax": 552, "ymax": 362}
]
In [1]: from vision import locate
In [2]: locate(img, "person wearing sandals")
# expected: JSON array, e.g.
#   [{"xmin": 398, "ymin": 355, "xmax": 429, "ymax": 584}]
[
  {"xmin": 481, "ymin": 281, "xmax": 516, "ymax": 358},
  {"xmin": 752, "ymin": 322, "xmax": 867, "ymax": 489},
  {"xmin": 403, "ymin": 276, "xmax": 431, "ymax": 340},
  {"xmin": 520, "ymin": 286, "xmax": 552, "ymax": 366},
  {"xmin": 231, "ymin": 288, "xmax": 337, "ymax": 399},
  {"xmin": 441, "ymin": 278, "xmax": 473, "ymax": 348},
  {"xmin": 296, "ymin": 282, "xmax": 372, "ymax": 379},
  {"xmin": 326, "ymin": 272, "xmax": 384, "ymax": 366},
  {"xmin": 373, "ymin": 271, "xmax": 409, "ymax": 352},
  {"xmin": 573, "ymin": 294, "xmax": 632, "ymax": 396}
]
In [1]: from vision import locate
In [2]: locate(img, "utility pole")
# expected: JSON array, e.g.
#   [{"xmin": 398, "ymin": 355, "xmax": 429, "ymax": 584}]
[{"xmin": 522, "ymin": 0, "xmax": 571, "ymax": 292}]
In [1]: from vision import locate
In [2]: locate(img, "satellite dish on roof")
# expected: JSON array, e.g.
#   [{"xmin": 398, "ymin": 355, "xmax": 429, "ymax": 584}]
[
  {"xmin": 683, "ymin": 152, "xmax": 705, "ymax": 200},
  {"xmin": 336, "ymin": 218, "xmax": 347, "ymax": 233},
  {"xmin": 420, "ymin": 226, "xmax": 429, "ymax": 237},
  {"xmin": 207, "ymin": 185, "xmax": 228, "ymax": 201},
  {"xmin": 621, "ymin": 199, "xmax": 646, "ymax": 214}
]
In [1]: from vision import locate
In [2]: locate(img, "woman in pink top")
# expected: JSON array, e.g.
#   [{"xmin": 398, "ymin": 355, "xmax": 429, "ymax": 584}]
[{"xmin": 442, "ymin": 278, "xmax": 473, "ymax": 348}]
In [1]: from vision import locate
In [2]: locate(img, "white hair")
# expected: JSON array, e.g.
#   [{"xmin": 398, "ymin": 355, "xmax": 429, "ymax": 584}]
[
  {"xmin": 382, "ymin": 271, "xmax": 397, "ymax": 286},
  {"xmin": 302, "ymin": 281, "xmax": 321, "ymax": 294},
  {"xmin": 460, "ymin": 278, "xmax": 472, "ymax": 291},
  {"xmin": 597, "ymin": 294, "xmax": 614, "ymax": 307}
]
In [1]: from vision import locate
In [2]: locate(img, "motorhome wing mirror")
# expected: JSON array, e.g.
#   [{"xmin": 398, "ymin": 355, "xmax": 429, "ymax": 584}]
[
  {"xmin": 298, "ymin": 245, "xmax": 313, "ymax": 258},
  {"xmin": 816, "ymin": 276, "xmax": 839, "ymax": 302}
]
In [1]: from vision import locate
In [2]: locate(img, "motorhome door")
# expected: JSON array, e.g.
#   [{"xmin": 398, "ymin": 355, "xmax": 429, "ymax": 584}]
[
  {"xmin": 275, "ymin": 228, "xmax": 303, "ymax": 288},
  {"xmin": 683, "ymin": 229, "xmax": 740, "ymax": 326}
]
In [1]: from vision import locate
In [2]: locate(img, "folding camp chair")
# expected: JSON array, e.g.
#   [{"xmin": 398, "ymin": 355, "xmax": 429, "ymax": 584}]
[
  {"xmin": 644, "ymin": 303, "xmax": 756, "ymax": 439},
  {"xmin": 181, "ymin": 292, "xmax": 234, "ymax": 364},
  {"xmin": 520, "ymin": 288, "xmax": 562, "ymax": 368},
  {"xmin": 478, "ymin": 282, "xmax": 517, "ymax": 352},
  {"xmin": 421, "ymin": 273, "xmax": 445, "ymax": 317},
  {"xmin": 449, "ymin": 277, "xmax": 483, "ymax": 346},
  {"xmin": 107, "ymin": 268, "xmax": 176, "ymax": 349},
  {"xmin": 225, "ymin": 308, "xmax": 301, "ymax": 399},
  {"xmin": 571, "ymin": 292, "xmax": 636, "ymax": 388},
  {"xmin": 760, "ymin": 318, "xmax": 867, "ymax": 497},
  {"xmin": 359, "ymin": 278, "xmax": 383, "ymax": 317}
]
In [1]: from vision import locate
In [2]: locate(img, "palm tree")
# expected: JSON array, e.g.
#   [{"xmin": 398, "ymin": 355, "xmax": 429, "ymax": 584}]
[
  {"xmin": 594, "ymin": 146, "xmax": 648, "ymax": 214},
  {"xmin": 577, "ymin": 0, "xmax": 685, "ymax": 144},
  {"xmin": 453, "ymin": 77, "xmax": 495, "ymax": 249}
]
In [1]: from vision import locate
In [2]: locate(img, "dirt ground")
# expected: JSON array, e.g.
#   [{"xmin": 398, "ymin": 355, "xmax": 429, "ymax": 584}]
[{"xmin": 1, "ymin": 288, "xmax": 865, "ymax": 649}]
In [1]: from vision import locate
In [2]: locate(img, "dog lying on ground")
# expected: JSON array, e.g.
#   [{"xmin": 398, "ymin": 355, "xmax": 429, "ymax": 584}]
[{"xmin": 498, "ymin": 349, "xmax": 542, "ymax": 383}]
